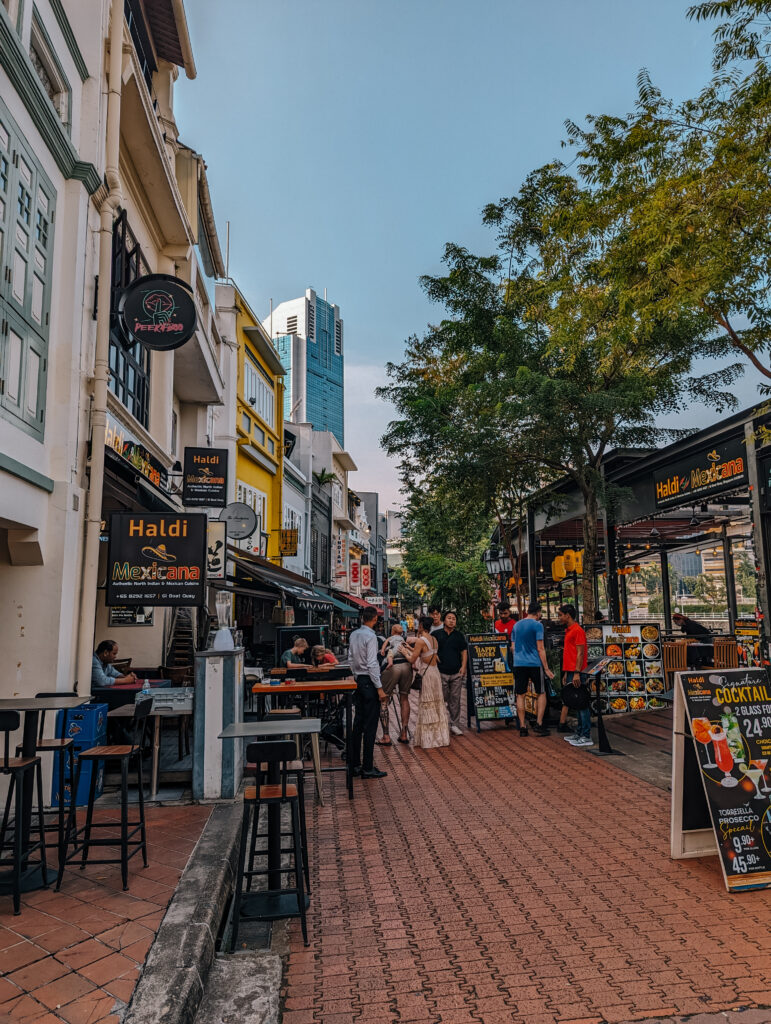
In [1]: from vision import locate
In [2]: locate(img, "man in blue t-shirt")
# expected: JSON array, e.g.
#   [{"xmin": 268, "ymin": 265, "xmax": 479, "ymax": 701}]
[{"xmin": 511, "ymin": 601, "xmax": 554, "ymax": 737}]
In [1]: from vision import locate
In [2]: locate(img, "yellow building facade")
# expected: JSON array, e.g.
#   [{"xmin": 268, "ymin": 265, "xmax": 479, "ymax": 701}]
[{"xmin": 219, "ymin": 285, "xmax": 285, "ymax": 562}]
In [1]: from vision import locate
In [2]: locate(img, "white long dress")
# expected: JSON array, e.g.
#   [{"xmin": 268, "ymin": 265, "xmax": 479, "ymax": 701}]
[{"xmin": 414, "ymin": 634, "xmax": 450, "ymax": 749}]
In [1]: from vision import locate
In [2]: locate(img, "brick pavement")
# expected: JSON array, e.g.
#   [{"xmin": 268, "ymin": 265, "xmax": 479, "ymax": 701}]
[
  {"xmin": 283, "ymin": 715, "xmax": 771, "ymax": 1024},
  {"xmin": 0, "ymin": 803, "xmax": 211, "ymax": 1023}
]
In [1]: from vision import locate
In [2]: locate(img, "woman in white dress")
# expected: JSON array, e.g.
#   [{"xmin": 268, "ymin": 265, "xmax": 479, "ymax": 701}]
[{"xmin": 408, "ymin": 616, "xmax": 450, "ymax": 749}]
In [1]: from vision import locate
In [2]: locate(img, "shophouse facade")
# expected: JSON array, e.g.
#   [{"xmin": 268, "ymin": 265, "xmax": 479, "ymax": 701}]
[
  {"xmin": 309, "ymin": 429, "xmax": 356, "ymax": 591},
  {"xmin": 283, "ymin": 422, "xmax": 312, "ymax": 579}
]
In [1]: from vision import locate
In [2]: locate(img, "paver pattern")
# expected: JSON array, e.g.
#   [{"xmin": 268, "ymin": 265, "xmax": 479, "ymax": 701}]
[
  {"xmin": 0, "ymin": 803, "xmax": 211, "ymax": 1023},
  {"xmin": 283, "ymin": 711, "xmax": 771, "ymax": 1024}
]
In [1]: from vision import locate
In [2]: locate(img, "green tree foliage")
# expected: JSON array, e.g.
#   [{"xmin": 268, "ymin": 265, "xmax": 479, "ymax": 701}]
[{"xmin": 734, "ymin": 551, "xmax": 758, "ymax": 601}]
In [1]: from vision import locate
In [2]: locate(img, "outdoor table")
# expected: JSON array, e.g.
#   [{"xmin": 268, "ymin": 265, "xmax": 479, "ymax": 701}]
[
  {"xmin": 219, "ymin": 718, "xmax": 321, "ymax": 902},
  {"xmin": 0, "ymin": 694, "xmax": 90, "ymax": 893},
  {"xmin": 107, "ymin": 702, "xmax": 192, "ymax": 798},
  {"xmin": 252, "ymin": 679, "xmax": 356, "ymax": 801},
  {"xmin": 685, "ymin": 642, "xmax": 714, "ymax": 668}
]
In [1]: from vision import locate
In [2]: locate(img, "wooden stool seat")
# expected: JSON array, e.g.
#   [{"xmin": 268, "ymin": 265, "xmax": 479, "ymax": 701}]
[
  {"xmin": 245, "ymin": 783, "xmax": 298, "ymax": 801},
  {"xmin": 37, "ymin": 737, "xmax": 74, "ymax": 751},
  {"xmin": 0, "ymin": 757, "xmax": 36, "ymax": 770},
  {"xmin": 79, "ymin": 745, "xmax": 133, "ymax": 758}
]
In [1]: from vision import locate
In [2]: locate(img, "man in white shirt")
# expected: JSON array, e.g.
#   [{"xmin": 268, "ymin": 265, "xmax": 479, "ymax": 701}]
[{"xmin": 348, "ymin": 608, "xmax": 388, "ymax": 779}]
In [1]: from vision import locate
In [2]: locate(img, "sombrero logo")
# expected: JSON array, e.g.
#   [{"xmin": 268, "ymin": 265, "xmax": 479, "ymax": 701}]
[{"xmin": 140, "ymin": 543, "xmax": 177, "ymax": 563}]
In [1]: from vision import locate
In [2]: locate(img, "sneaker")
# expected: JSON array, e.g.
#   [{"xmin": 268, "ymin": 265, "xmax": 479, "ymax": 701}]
[
  {"xmin": 450, "ymin": 724, "xmax": 463, "ymax": 736},
  {"xmin": 563, "ymin": 733, "xmax": 579, "ymax": 743},
  {"xmin": 533, "ymin": 723, "xmax": 550, "ymax": 736},
  {"xmin": 557, "ymin": 723, "xmax": 571, "ymax": 733},
  {"xmin": 568, "ymin": 736, "xmax": 594, "ymax": 747},
  {"xmin": 519, "ymin": 727, "xmax": 529, "ymax": 737}
]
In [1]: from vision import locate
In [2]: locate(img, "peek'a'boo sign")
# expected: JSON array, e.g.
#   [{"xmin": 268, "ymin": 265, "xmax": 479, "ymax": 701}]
[
  {"xmin": 118, "ymin": 273, "xmax": 197, "ymax": 352},
  {"xmin": 106, "ymin": 513, "xmax": 207, "ymax": 606}
]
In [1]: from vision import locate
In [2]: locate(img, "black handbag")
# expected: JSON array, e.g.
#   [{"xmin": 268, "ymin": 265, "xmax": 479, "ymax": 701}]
[
  {"xmin": 561, "ymin": 679, "xmax": 590, "ymax": 710},
  {"xmin": 411, "ymin": 672, "xmax": 423, "ymax": 692}
]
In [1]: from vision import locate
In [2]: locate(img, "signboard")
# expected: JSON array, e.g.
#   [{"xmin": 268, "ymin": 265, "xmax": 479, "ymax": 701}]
[
  {"xmin": 118, "ymin": 273, "xmax": 197, "ymax": 352},
  {"xmin": 105, "ymin": 411, "xmax": 168, "ymax": 490},
  {"xmin": 584, "ymin": 621, "xmax": 665, "ymax": 714},
  {"xmin": 653, "ymin": 437, "xmax": 747, "ymax": 509},
  {"xmin": 219, "ymin": 502, "xmax": 257, "ymax": 540},
  {"xmin": 735, "ymin": 617, "xmax": 762, "ymax": 667},
  {"xmin": 350, "ymin": 560, "xmax": 361, "ymax": 588},
  {"xmin": 106, "ymin": 513, "xmax": 207, "ymax": 606},
  {"xmin": 108, "ymin": 606, "xmax": 154, "ymax": 626},
  {"xmin": 678, "ymin": 668, "xmax": 771, "ymax": 891},
  {"xmin": 206, "ymin": 521, "xmax": 226, "ymax": 580},
  {"xmin": 361, "ymin": 564, "xmax": 371, "ymax": 590},
  {"xmin": 182, "ymin": 448, "xmax": 228, "ymax": 507},
  {"xmin": 279, "ymin": 529, "xmax": 299, "ymax": 557},
  {"xmin": 468, "ymin": 633, "xmax": 516, "ymax": 722},
  {"xmin": 258, "ymin": 532, "xmax": 269, "ymax": 558}
]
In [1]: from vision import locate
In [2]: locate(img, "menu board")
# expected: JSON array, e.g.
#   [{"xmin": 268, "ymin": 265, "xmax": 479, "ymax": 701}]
[
  {"xmin": 679, "ymin": 668, "xmax": 771, "ymax": 891},
  {"xmin": 108, "ymin": 606, "xmax": 154, "ymax": 626},
  {"xmin": 735, "ymin": 618, "xmax": 762, "ymax": 667},
  {"xmin": 468, "ymin": 633, "xmax": 515, "ymax": 721},
  {"xmin": 584, "ymin": 621, "xmax": 666, "ymax": 714}
]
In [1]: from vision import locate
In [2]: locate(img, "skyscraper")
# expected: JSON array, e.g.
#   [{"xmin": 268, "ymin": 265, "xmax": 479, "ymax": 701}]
[{"xmin": 269, "ymin": 288, "xmax": 345, "ymax": 445}]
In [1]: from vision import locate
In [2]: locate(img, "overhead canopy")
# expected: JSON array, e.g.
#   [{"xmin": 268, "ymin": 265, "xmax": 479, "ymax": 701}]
[
  {"xmin": 323, "ymin": 590, "xmax": 361, "ymax": 617},
  {"xmin": 339, "ymin": 591, "xmax": 378, "ymax": 612},
  {"xmin": 227, "ymin": 545, "xmax": 332, "ymax": 612}
]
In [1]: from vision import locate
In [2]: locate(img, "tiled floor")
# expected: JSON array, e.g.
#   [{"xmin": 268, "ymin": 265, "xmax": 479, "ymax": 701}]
[
  {"xmin": 0, "ymin": 804, "xmax": 211, "ymax": 1023},
  {"xmin": 283, "ymin": 701, "xmax": 771, "ymax": 1024}
]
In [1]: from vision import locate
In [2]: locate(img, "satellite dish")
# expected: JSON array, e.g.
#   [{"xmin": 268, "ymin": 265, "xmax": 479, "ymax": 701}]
[{"xmin": 218, "ymin": 502, "xmax": 258, "ymax": 540}]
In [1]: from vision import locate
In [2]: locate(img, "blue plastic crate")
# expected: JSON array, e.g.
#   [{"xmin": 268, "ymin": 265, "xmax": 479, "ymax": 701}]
[
  {"xmin": 55, "ymin": 703, "xmax": 107, "ymax": 744},
  {"xmin": 51, "ymin": 744, "xmax": 105, "ymax": 807}
]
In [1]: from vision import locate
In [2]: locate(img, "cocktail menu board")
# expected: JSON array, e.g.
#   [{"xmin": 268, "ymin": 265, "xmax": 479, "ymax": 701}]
[
  {"xmin": 735, "ymin": 618, "xmax": 762, "ymax": 668},
  {"xmin": 583, "ymin": 621, "xmax": 666, "ymax": 714},
  {"xmin": 468, "ymin": 633, "xmax": 515, "ymax": 721},
  {"xmin": 679, "ymin": 668, "xmax": 771, "ymax": 891}
]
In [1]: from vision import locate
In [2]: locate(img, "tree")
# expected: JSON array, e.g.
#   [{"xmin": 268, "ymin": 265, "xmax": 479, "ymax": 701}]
[{"xmin": 734, "ymin": 551, "xmax": 758, "ymax": 602}]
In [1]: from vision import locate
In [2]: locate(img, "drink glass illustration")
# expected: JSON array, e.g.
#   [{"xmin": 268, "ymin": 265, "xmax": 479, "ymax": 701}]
[
  {"xmin": 711, "ymin": 727, "xmax": 738, "ymax": 788},
  {"xmin": 742, "ymin": 763, "xmax": 766, "ymax": 800},
  {"xmin": 692, "ymin": 717, "xmax": 717, "ymax": 768},
  {"xmin": 751, "ymin": 758, "xmax": 770, "ymax": 795}
]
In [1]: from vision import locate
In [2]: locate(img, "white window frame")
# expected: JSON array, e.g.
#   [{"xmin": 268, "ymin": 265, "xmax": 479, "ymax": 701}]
[
  {"xmin": 244, "ymin": 350, "xmax": 275, "ymax": 430},
  {"xmin": 236, "ymin": 479, "xmax": 267, "ymax": 550}
]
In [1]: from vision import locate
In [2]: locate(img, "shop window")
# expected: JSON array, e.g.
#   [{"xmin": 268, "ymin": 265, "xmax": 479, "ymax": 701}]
[
  {"xmin": 319, "ymin": 532, "xmax": 330, "ymax": 585},
  {"xmin": 253, "ymin": 423, "xmax": 265, "ymax": 446},
  {"xmin": 241, "ymin": 412, "xmax": 250, "ymax": 434},
  {"xmin": 236, "ymin": 479, "xmax": 267, "ymax": 550},
  {"xmin": 0, "ymin": 97, "xmax": 54, "ymax": 439},
  {"xmin": 267, "ymin": 436, "xmax": 275, "ymax": 454},
  {"xmin": 244, "ymin": 350, "xmax": 275, "ymax": 430},
  {"xmin": 108, "ymin": 210, "xmax": 151, "ymax": 427},
  {"xmin": 30, "ymin": 13, "xmax": 72, "ymax": 133}
]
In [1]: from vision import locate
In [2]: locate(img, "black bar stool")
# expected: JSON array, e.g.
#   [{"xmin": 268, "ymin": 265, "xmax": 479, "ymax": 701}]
[
  {"xmin": 57, "ymin": 697, "xmax": 152, "ymax": 892},
  {"xmin": 0, "ymin": 711, "xmax": 47, "ymax": 914},
  {"xmin": 16, "ymin": 691, "xmax": 77, "ymax": 864},
  {"xmin": 231, "ymin": 740, "xmax": 308, "ymax": 951}
]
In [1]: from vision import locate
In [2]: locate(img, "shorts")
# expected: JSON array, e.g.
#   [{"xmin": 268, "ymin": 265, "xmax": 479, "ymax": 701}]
[
  {"xmin": 514, "ymin": 665, "xmax": 544, "ymax": 695},
  {"xmin": 381, "ymin": 660, "xmax": 412, "ymax": 697}
]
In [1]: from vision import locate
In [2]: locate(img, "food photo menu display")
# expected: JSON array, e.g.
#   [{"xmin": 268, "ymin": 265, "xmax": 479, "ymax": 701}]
[
  {"xmin": 584, "ymin": 621, "xmax": 667, "ymax": 714},
  {"xmin": 680, "ymin": 668, "xmax": 771, "ymax": 891}
]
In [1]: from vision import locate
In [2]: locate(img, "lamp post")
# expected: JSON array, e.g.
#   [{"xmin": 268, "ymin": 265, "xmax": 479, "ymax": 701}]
[{"xmin": 484, "ymin": 545, "xmax": 513, "ymax": 604}]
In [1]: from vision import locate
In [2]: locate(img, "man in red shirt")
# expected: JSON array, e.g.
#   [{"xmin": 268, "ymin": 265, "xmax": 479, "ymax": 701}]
[
  {"xmin": 557, "ymin": 604, "xmax": 592, "ymax": 748},
  {"xmin": 494, "ymin": 603, "xmax": 518, "ymax": 643}
]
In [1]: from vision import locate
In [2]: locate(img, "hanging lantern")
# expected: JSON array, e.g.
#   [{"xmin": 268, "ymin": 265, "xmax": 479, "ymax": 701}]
[
  {"xmin": 563, "ymin": 549, "xmax": 576, "ymax": 572},
  {"xmin": 552, "ymin": 556, "xmax": 566, "ymax": 581},
  {"xmin": 633, "ymin": 564, "xmax": 641, "ymax": 573},
  {"xmin": 574, "ymin": 550, "xmax": 583, "ymax": 574}
]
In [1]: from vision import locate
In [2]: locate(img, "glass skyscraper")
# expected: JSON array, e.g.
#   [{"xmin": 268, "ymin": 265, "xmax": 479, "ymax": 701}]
[{"xmin": 271, "ymin": 288, "xmax": 344, "ymax": 446}]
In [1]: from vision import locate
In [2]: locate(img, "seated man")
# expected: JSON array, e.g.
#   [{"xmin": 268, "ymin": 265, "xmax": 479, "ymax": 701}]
[
  {"xmin": 92, "ymin": 640, "xmax": 136, "ymax": 688},
  {"xmin": 280, "ymin": 636, "xmax": 310, "ymax": 669}
]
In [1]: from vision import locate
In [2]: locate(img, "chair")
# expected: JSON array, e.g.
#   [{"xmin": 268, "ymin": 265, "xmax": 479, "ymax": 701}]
[
  {"xmin": 713, "ymin": 638, "xmax": 739, "ymax": 669},
  {"xmin": 0, "ymin": 711, "xmax": 47, "ymax": 914},
  {"xmin": 57, "ymin": 697, "xmax": 152, "ymax": 892},
  {"xmin": 266, "ymin": 707, "xmax": 323, "ymax": 804},
  {"xmin": 662, "ymin": 641, "xmax": 687, "ymax": 689},
  {"xmin": 16, "ymin": 691, "xmax": 76, "ymax": 863},
  {"xmin": 231, "ymin": 740, "xmax": 308, "ymax": 951}
]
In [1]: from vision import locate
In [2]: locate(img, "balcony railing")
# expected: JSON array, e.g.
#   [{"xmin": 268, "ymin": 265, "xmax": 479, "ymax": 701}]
[{"xmin": 124, "ymin": 0, "xmax": 156, "ymax": 96}]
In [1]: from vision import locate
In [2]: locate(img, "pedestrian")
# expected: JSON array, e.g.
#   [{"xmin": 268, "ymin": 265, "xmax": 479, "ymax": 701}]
[
  {"xmin": 407, "ymin": 616, "xmax": 450, "ymax": 749},
  {"xmin": 400, "ymin": 616, "xmax": 409, "ymax": 637},
  {"xmin": 428, "ymin": 606, "xmax": 444, "ymax": 633},
  {"xmin": 512, "ymin": 601, "xmax": 554, "ymax": 736},
  {"xmin": 348, "ymin": 608, "xmax": 389, "ymax": 779},
  {"xmin": 378, "ymin": 625, "xmax": 413, "ymax": 745},
  {"xmin": 555, "ymin": 605, "xmax": 592, "ymax": 748},
  {"xmin": 494, "ymin": 602, "xmax": 518, "ymax": 643},
  {"xmin": 435, "ymin": 611, "xmax": 468, "ymax": 736}
]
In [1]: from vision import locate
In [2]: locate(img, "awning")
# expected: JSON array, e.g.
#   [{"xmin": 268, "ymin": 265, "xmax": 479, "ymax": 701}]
[
  {"xmin": 227, "ymin": 545, "xmax": 332, "ymax": 612},
  {"xmin": 321, "ymin": 589, "xmax": 360, "ymax": 617},
  {"xmin": 338, "ymin": 591, "xmax": 378, "ymax": 612}
]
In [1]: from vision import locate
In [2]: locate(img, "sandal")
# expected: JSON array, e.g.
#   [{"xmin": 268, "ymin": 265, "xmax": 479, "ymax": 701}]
[
  {"xmin": 397, "ymin": 733, "xmax": 409, "ymax": 744},
  {"xmin": 375, "ymin": 737, "xmax": 392, "ymax": 746}
]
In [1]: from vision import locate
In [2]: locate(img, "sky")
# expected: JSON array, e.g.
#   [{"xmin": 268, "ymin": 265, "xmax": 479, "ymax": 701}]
[{"xmin": 176, "ymin": 0, "xmax": 760, "ymax": 509}]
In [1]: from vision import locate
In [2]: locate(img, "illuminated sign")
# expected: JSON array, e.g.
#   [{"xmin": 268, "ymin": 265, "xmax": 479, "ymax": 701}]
[
  {"xmin": 118, "ymin": 273, "xmax": 197, "ymax": 352},
  {"xmin": 182, "ymin": 447, "xmax": 228, "ymax": 507},
  {"xmin": 653, "ymin": 439, "xmax": 747, "ymax": 508},
  {"xmin": 106, "ymin": 513, "xmax": 206, "ymax": 606},
  {"xmin": 105, "ymin": 411, "xmax": 168, "ymax": 490}
]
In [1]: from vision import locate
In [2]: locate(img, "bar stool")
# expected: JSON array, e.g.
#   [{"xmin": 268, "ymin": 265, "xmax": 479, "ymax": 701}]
[
  {"xmin": 245, "ymin": 752, "xmax": 310, "ymax": 897},
  {"xmin": 16, "ymin": 691, "xmax": 77, "ymax": 863},
  {"xmin": 57, "ymin": 697, "xmax": 152, "ymax": 892},
  {"xmin": 231, "ymin": 740, "xmax": 308, "ymax": 951},
  {"xmin": 0, "ymin": 711, "xmax": 47, "ymax": 914},
  {"xmin": 267, "ymin": 708, "xmax": 324, "ymax": 803}
]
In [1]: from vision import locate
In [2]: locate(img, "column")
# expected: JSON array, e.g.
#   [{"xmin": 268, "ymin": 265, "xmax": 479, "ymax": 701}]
[{"xmin": 660, "ymin": 549, "xmax": 673, "ymax": 633}]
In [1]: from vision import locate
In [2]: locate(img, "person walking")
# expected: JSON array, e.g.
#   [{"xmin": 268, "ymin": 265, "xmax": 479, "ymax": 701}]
[
  {"xmin": 378, "ymin": 625, "xmax": 413, "ymax": 745},
  {"xmin": 512, "ymin": 601, "xmax": 554, "ymax": 736},
  {"xmin": 435, "ymin": 611, "xmax": 468, "ymax": 736},
  {"xmin": 408, "ymin": 616, "xmax": 450, "ymax": 749},
  {"xmin": 428, "ymin": 606, "xmax": 444, "ymax": 634},
  {"xmin": 556, "ymin": 604, "xmax": 592, "ymax": 748},
  {"xmin": 349, "ymin": 608, "xmax": 388, "ymax": 779}
]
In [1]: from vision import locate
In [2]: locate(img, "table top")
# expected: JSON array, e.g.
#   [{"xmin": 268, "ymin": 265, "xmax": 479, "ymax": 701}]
[
  {"xmin": 0, "ymin": 695, "xmax": 91, "ymax": 711},
  {"xmin": 93, "ymin": 680, "xmax": 171, "ymax": 691},
  {"xmin": 219, "ymin": 717, "xmax": 321, "ymax": 739},
  {"xmin": 252, "ymin": 679, "xmax": 356, "ymax": 694},
  {"xmin": 268, "ymin": 665, "xmax": 349, "ymax": 676},
  {"xmin": 108, "ymin": 704, "xmax": 192, "ymax": 718}
]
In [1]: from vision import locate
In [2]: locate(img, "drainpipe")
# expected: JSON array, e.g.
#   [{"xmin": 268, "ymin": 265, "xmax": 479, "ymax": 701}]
[{"xmin": 76, "ymin": 0, "xmax": 124, "ymax": 689}]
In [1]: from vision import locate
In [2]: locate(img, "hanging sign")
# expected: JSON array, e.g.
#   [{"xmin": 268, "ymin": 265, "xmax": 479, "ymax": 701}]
[
  {"xmin": 206, "ymin": 520, "xmax": 227, "ymax": 580},
  {"xmin": 468, "ymin": 633, "xmax": 515, "ymax": 722},
  {"xmin": 361, "ymin": 564, "xmax": 371, "ymax": 590},
  {"xmin": 106, "ymin": 513, "xmax": 207, "ymax": 606},
  {"xmin": 118, "ymin": 273, "xmax": 197, "ymax": 351},
  {"xmin": 182, "ymin": 448, "xmax": 228, "ymax": 507},
  {"xmin": 105, "ymin": 411, "xmax": 168, "ymax": 490},
  {"xmin": 679, "ymin": 668, "xmax": 771, "ymax": 891},
  {"xmin": 653, "ymin": 437, "xmax": 747, "ymax": 508},
  {"xmin": 350, "ymin": 560, "xmax": 361, "ymax": 588},
  {"xmin": 279, "ymin": 529, "xmax": 299, "ymax": 556},
  {"xmin": 219, "ymin": 502, "xmax": 257, "ymax": 540}
]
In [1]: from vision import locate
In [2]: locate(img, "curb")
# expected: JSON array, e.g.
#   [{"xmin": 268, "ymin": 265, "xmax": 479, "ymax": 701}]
[{"xmin": 124, "ymin": 800, "xmax": 243, "ymax": 1024}]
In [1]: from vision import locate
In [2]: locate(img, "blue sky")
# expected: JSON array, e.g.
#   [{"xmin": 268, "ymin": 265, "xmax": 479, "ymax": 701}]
[{"xmin": 177, "ymin": 0, "xmax": 758, "ymax": 507}]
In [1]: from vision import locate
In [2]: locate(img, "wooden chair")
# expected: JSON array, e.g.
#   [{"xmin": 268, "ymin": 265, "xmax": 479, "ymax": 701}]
[
  {"xmin": 713, "ymin": 638, "xmax": 739, "ymax": 669},
  {"xmin": 661, "ymin": 641, "xmax": 687, "ymax": 689}
]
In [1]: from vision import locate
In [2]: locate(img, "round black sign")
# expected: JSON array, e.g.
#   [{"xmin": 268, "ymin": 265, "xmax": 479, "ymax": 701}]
[{"xmin": 118, "ymin": 273, "xmax": 197, "ymax": 352}]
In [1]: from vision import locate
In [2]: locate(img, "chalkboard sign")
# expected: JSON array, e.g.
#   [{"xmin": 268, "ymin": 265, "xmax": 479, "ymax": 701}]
[
  {"xmin": 468, "ymin": 633, "xmax": 515, "ymax": 721},
  {"xmin": 679, "ymin": 668, "xmax": 771, "ymax": 891}
]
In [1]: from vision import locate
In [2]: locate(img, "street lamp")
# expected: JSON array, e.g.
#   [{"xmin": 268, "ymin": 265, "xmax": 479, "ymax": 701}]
[{"xmin": 484, "ymin": 545, "xmax": 513, "ymax": 602}]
